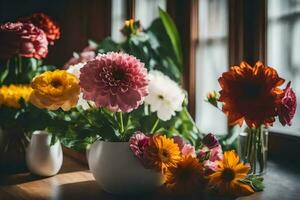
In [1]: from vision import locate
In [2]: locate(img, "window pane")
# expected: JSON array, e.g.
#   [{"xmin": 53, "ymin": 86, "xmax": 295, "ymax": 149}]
[
  {"xmin": 111, "ymin": 0, "xmax": 126, "ymax": 42},
  {"xmin": 135, "ymin": 0, "xmax": 166, "ymax": 28},
  {"xmin": 268, "ymin": 0, "xmax": 300, "ymax": 135},
  {"xmin": 196, "ymin": 0, "xmax": 228, "ymax": 135}
]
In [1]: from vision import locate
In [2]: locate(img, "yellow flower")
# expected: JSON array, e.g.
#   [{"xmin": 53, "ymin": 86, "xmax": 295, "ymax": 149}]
[
  {"xmin": 0, "ymin": 84, "xmax": 33, "ymax": 108},
  {"xmin": 143, "ymin": 135, "xmax": 181, "ymax": 172},
  {"xmin": 121, "ymin": 19, "xmax": 142, "ymax": 36},
  {"xmin": 124, "ymin": 19, "xmax": 135, "ymax": 29},
  {"xmin": 207, "ymin": 91, "xmax": 219, "ymax": 101},
  {"xmin": 164, "ymin": 156, "xmax": 207, "ymax": 194},
  {"xmin": 209, "ymin": 150, "xmax": 254, "ymax": 196},
  {"xmin": 30, "ymin": 70, "xmax": 80, "ymax": 111}
]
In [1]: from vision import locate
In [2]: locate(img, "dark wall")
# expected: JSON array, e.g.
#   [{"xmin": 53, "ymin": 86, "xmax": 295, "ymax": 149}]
[{"xmin": 0, "ymin": 0, "xmax": 112, "ymax": 67}]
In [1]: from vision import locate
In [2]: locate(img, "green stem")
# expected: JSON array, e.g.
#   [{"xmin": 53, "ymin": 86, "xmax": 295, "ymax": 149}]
[
  {"xmin": 183, "ymin": 106, "xmax": 202, "ymax": 135},
  {"xmin": 150, "ymin": 118, "xmax": 160, "ymax": 134},
  {"xmin": 18, "ymin": 55, "xmax": 22, "ymax": 74},
  {"xmin": 118, "ymin": 112, "xmax": 124, "ymax": 134}
]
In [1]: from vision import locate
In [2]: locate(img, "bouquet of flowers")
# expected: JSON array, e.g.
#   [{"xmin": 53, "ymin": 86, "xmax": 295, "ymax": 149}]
[
  {"xmin": 0, "ymin": 13, "xmax": 60, "ymax": 173},
  {"xmin": 28, "ymin": 52, "xmax": 263, "ymax": 197},
  {"xmin": 30, "ymin": 51, "xmax": 199, "ymax": 147},
  {"xmin": 207, "ymin": 61, "xmax": 297, "ymax": 174},
  {"xmin": 51, "ymin": 9, "xmax": 200, "ymax": 150},
  {"xmin": 129, "ymin": 132, "xmax": 262, "ymax": 196}
]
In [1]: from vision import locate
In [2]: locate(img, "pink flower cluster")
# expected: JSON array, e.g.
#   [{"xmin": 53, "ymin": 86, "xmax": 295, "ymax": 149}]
[
  {"xmin": 278, "ymin": 82, "xmax": 297, "ymax": 126},
  {"xmin": 129, "ymin": 132, "xmax": 196, "ymax": 162},
  {"xmin": 0, "ymin": 22, "xmax": 48, "ymax": 59},
  {"xmin": 129, "ymin": 131, "xmax": 150, "ymax": 159},
  {"xmin": 79, "ymin": 52, "xmax": 148, "ymax": 112},
  {"xmin": 173, "ymin": 136, "xmax": 196, "ymax": 157},
  {"xmin": 197, "ymin": 133, "xmax": 223, "ymax": 172}
]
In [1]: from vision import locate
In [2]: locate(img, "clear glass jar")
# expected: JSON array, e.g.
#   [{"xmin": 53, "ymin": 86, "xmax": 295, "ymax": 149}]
[{"xmin": 238, "ymin": 125, "xmax": 268, "ymax": 175}]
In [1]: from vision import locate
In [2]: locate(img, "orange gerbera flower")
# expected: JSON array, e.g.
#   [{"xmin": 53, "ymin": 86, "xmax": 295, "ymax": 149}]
[
  {"xmin": 143, "ymin": 135, "xmax": 181, "ymax": 172},
  {"xmin": 209, "ymin": 150, "xmax": 254, "ymax": 197},
  {"xmin": 164, "ymin": 156, "xmax": 207, "ymax": 194},
  {"xmin": 218, "ymin": 61, "xmax": 284, "ymax": 128}
]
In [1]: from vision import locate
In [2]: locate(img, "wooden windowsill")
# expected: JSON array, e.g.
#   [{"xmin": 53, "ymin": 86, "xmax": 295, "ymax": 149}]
[{"xmin": 0, "ymin": 154, "xmax": 299, "ymax": 200}]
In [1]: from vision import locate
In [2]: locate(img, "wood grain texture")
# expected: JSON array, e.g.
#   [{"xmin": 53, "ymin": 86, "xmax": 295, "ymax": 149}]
[
  {"xmin": 0, "ymin": 156, "xmax": 299, "ymax": 200},
  {"xmin": 228, "ymin": 0, "xmax": 267, "ymax": 66}
]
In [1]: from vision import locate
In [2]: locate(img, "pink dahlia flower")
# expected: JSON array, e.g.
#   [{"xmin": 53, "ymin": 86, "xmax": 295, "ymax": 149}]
[
  {"xmin": 129, "ymin": 131, "xmax": 150, "ymax": 159},
  {"xmin": 79, "ymin": 52, "xmax": 148, "ymax": 112},
  {"xmin": 0, "ymin": 22, "xmax": 48, "ymax": 59},
  {"xmin": 278, "ymin": 82, "xmax": 297, "ymax": 126}
]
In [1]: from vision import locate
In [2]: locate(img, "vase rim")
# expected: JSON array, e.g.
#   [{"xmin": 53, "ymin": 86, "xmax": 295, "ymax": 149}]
[{"xmin": 32, "ymin": 130, "xmax": 49, "ymax": 135}]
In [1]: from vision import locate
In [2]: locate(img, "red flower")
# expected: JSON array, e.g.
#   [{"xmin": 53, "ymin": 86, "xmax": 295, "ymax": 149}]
[
  {"xmin": 0, "ymin": 22, "xmax": 48, "ymax": 59},
  {"xmin": 79, "ymin": 52, "xmax": 148, "ymax": 112},
  {"xmin": 218, "ymin": 61, "xmax": 284, "ymax": 128},
  {"xmin": 21, "ymin": 13, "xmax": 60, "ymax": 45},
  {"xmin": 277, "ymin": 82, "xmax": 297, "ymax": 126}
]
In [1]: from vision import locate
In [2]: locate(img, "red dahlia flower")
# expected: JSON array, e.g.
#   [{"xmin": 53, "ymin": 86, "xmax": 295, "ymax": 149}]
[
  {"xmin": 21, "ymin": 13, "xmax": 60, "ymax": 45},
  {"xmin": 277, "ymin": 82, "xmax": 297, "ymax": 126},
  {"xmin": 0, "ymin": 22, "xmax": 48, "ymax": 59},
  {"xmin": 218, "ymin": 61, "xmax": 284, "ymax": 128},
  {"xmin": 79, "ymin": 52, "xmax": 148, "ymax": 112}
]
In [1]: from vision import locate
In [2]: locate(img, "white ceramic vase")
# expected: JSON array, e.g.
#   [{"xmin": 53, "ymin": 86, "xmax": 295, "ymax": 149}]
[
  {"xmin": 26, "ymin": 130, "xmax": 63, "ymax": 176},
  {"xmin": 88, "ymin": 141, "xmax": 164, "ymax": 194}
]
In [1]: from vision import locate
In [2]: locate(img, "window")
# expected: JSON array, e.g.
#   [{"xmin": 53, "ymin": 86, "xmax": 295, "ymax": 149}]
[
  {"xmin": 195, "ymin": 0, "xmax": 229, "ymax": 135},
  {"xmin": 268, "ymin": 0, "xmax": 300, "ymax": 136},
  {"xmin": 111, "ymin": 0, "xmax": 127, "ymax": 42},
  {"xmin": 135, "ymin": 0, "xmax": 166, "ymax": 28}
]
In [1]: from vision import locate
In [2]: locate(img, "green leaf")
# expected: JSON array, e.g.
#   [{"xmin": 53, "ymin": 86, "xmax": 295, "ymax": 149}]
[
  {"xmin": 158, "ymin": 7, "xmax": 183, "ymax": 69},
  {"xmin": 240, "ymin": 174, "xmax": 265, "ymax": 192},
  {"xmin": 0, "ymin": 63, "xmax": 9, "ymax": 83},
  {"xmin": 97, "ymin": 37, "xmax": 120, "ymax": 53}
]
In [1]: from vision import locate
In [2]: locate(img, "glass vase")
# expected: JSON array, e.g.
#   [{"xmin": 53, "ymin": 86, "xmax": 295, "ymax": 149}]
[{"xmin": 238, "ymin": 125, "xmax": 268, "ymax": 175}]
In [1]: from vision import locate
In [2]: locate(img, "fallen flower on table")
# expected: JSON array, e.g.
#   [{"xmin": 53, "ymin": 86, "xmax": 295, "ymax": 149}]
[
  {"xmin": 164, "ymin": 156, "xmax": 207, "ymax": 195},
  {"xmin": 208, "ymin": 150, "xmax": 254, "ymax": 196}
]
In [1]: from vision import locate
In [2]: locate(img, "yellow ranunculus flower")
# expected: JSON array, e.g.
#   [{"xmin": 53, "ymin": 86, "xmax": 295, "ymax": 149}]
[
  {"xmin": 30, "ymin": 70, "xmax": 80, "ymax": 111},
  {"xmin": 0, "ymin": 84, "xmax": 33, "ymax": 108}
]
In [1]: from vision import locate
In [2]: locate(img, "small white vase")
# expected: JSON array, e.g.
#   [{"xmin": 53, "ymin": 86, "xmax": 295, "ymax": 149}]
[
  {"xmin": 88, "ymin": 141, "xmax": 164, "ymax": 194},
  {"xmin": 26, "ymin": 130, "xmax": 63, "ymax": 176}
]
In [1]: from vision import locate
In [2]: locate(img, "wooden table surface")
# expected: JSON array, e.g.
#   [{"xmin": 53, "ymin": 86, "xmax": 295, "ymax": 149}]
[{"xmin": 0, "ymin": 156, "xmax": 299, "ymax": 200}]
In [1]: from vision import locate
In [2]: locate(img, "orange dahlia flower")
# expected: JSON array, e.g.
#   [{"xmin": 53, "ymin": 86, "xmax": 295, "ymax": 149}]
[
  {"xmin": 209, "ymin": 150, "xmax": 254, "ymax": 197},
  {"xmin": 218, "ymin": 61, "xmax": 284, "ymax": 128},
  {"xmin": 164, "ymin": 156, "xmax": 207, "ymax": 194},
  {"xmin": 21, "ymin": 13, "xmax": 60, "ymax": 44},
  {"xmin": 143, "ymin": 135, "xmax": 181, "ymax": 172}
]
